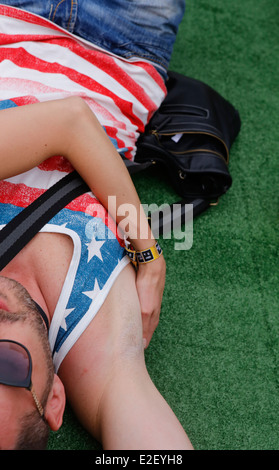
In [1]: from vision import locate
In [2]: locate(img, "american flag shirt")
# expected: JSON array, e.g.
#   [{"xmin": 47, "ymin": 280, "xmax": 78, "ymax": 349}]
[{"xmin": 0, "ymin": 6, "xmax": 166, "ymax": 371}]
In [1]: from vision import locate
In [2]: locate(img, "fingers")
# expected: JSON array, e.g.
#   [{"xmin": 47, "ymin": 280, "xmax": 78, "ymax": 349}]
[
  {"xmin": 135, "ymin": 255, "xmax": 166, "ymax": 347},
  {"xmin": 142, "ymin": 309, "xmax": 160, "ymax": 348},
  {"xmin": 137, "ymin": 280, "xmax": 162, "ymax": 347}
]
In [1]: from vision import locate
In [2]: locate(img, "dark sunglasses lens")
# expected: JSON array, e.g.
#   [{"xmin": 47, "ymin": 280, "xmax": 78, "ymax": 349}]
[{"xmin": 0, "ymin": 341, "xmax": 30, "ymax": 385}]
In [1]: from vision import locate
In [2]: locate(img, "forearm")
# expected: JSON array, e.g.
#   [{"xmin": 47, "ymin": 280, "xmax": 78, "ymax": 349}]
[
  {"xmin": 0, "ymin": 97, "xmax": 154, "ymax": 250},
  {"xmin": 65, "ymin": 99, "xmax": 155, "ymax": 251}
]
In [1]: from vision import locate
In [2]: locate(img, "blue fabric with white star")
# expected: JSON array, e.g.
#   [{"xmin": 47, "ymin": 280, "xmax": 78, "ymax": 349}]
[
  {"xmin": 0, "ymin": 201, "xmax": 127, "ymax": 364},
  {"xmin": 52, "ymin": 207, "xmax": 126, "ymax": 354}
]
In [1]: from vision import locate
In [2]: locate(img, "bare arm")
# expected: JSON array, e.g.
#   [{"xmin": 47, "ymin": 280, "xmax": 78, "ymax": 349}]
[{"xmin": 0, "ymin": 97, "xmax": 165, "ymax": 345}]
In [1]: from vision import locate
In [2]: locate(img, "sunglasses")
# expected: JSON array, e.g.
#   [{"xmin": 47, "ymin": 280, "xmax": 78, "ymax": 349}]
[{"xmin": 0, "ymin": 340, "xmax": 44, "ymax": 419}]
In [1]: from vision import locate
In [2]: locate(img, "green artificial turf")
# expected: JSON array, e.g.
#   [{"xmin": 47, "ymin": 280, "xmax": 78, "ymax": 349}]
[{"xmin": 48, "ymin": 0, "xmax": 279, "ymax": 450}]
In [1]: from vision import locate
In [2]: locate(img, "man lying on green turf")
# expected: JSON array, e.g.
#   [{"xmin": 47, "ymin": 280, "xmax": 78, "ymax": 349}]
[{"xmin": 0, "ymin": 1, "xmax": 193, "ymax": 449}]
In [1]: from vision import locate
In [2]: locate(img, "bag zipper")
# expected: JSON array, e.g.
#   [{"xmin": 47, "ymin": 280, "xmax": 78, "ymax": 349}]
[{"xmin": 151, "ymin": 129, "xmax": 229, "ymax": 164}]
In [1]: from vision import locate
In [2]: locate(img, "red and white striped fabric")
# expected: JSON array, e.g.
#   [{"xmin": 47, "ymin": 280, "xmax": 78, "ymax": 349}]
[{"xmin": 0, "ymin": 5, "xmax": 166, "ymax": 211}]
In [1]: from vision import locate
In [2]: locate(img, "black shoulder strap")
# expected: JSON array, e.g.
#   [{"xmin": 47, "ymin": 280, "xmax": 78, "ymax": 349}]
[
  {"xmin": 0, "ymin": 171, "xmax": 89, "ymax": 271},
  {"xmin": 0, "ymin": 168, "xmax": 208, "ymax": 271}
]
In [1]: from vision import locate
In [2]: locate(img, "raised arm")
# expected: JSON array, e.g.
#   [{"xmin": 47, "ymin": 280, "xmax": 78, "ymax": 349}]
[{"xmin": 0, "ymin": 97, "xmax": 165, "ymax": 345}]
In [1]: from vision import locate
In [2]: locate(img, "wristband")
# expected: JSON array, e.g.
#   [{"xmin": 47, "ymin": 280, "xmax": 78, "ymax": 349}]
[{"xmin": 125, "ymin": 241, "xmax": 163, "ymax": 267}]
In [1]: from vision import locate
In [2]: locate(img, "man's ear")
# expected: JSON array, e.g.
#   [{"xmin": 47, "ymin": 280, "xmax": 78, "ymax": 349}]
[{"xmin": 44, "ymin": 374, "xmax": 66, "ymax": 431}]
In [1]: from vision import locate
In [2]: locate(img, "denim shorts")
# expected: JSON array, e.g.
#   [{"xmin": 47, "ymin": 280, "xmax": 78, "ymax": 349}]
[{"xmin": 0, "ymin": 0, "xmax": 185, "ymax": 76}]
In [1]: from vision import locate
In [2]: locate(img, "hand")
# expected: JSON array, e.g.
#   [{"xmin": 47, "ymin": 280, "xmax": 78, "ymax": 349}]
[{"xmin": 135, "ymin": 255, "xmax": 166, "ymax": 348}]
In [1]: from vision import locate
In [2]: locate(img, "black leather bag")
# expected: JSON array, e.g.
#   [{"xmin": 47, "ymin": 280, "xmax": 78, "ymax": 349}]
[{"xmin": 133, "ymin": 71, "xmax": 241, "ymax": 201}]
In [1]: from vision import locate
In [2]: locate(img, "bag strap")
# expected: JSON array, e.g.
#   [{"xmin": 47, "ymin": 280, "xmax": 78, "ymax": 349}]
[
  {"xmin": 0, "ymin": 168, "xmax": 209, "ymax": 270},
  {"xmin": 0, "ymin": 170, "xmax": 89, "ymax": 270},
  {"xmin": 122, "ymin": 157, "xmax": 211, "ymax": 235},
  {"xmin": 149, "ymin": 197, "xmax": 210, "ymax": 238}
]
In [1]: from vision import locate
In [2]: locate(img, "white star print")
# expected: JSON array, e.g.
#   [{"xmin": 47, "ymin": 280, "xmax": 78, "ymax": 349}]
[
  {"xmin": 61, "ymin": 307, "xmax": 75, "ymax": 331},
  {"xmin": 83, "ymin": 278, "xmax": 101, "ymax": 302},
  {"xmin": 86, "ymin": 235, "xmax": 105, "ymax": 262}
]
